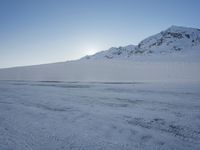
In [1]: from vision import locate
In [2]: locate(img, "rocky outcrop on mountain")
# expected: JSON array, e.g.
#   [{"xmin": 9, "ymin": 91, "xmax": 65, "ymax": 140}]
[{"xmin": 81, "ymin": 26, "xmax": 200, "ymax": 60}]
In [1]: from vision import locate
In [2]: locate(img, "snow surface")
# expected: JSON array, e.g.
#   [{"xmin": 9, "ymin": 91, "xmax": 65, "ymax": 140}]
[
  {"xmin": 0, "ymin": 60, "xmax": 200, "ymax": 83},
  {"xmin": 0, "ymin": 81, "xmax": 200, "ymax": 150}
]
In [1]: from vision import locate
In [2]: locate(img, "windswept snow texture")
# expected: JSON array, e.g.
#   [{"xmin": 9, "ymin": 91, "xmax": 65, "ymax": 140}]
[{"xmin": 0, "ymin": 81, "xmax": 200, "ymax": 150}]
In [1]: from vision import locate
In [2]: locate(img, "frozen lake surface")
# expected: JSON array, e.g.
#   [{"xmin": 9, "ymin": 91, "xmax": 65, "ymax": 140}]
[{"xmin": 0, "ymin": 81, "xmax": 200, "ymax": 150}]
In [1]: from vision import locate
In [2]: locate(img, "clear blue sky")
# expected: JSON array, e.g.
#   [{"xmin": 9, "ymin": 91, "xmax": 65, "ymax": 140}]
[{"xmin": 0, "ymin": 0, "xmax": 200, "ymax": 68}]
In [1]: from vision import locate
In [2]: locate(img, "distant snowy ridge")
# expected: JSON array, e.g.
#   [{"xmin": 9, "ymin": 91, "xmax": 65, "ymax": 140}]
[{"xmin": 80, "ymin": 25, "xmax": 200, "ymax": 60}]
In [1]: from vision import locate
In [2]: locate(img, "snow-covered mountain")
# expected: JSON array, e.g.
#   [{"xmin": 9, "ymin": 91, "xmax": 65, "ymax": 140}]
[
  {"xmin": 0, "ymin": 25, "xmax": 200, "ymax": 82},
  {"xmin": 81, "ymin": 45, "xmax": 136, "ymax": 60},
  {"xmin": 81, "ymin": 25, "xmax": 200, "ymax": 60}
]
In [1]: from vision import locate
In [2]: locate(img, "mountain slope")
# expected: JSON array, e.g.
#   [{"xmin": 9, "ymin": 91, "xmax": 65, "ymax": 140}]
[
  {"xmin": 81, "ymin": 25, "xmax": 200, "ymax": 60},
  {"xmin": 81, "ymin": 45, "xmax": 136, "ymax": 60}
]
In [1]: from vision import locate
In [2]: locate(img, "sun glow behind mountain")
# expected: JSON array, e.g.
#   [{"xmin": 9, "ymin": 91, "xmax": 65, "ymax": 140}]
[
  {"xmin": 84, "ymin": 47, "xmax": 100, "ymax": 55},
  {"xmin": 80, "ymin": 41, "xmax": 103, "ymax": 56}
]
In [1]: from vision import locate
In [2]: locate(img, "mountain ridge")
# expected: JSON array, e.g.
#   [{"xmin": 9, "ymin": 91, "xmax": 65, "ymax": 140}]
[{"xmin": 80, "ymin": 25, "xmax": 200, "ymax": 60}]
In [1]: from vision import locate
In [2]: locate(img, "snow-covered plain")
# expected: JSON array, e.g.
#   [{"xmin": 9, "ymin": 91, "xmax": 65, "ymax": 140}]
[
  {"xmin": 0, "ymin": 60, "xmax": 200, "ymax": 83},
  {"xmin": 0, "ymin": 80, "xmax": 200, "ymax": 150},
  {"xmin": 0, "ymin": 25, "xmax": 200, "ymax": 150}
]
